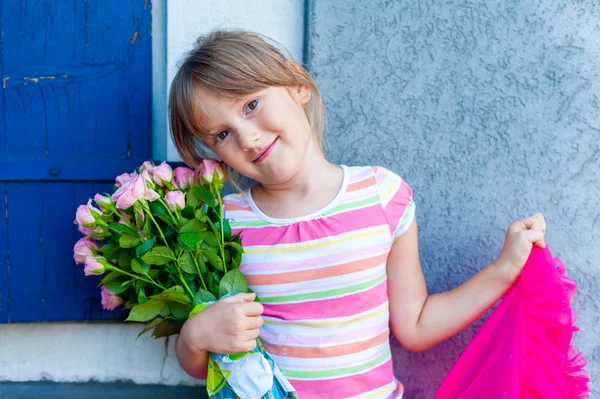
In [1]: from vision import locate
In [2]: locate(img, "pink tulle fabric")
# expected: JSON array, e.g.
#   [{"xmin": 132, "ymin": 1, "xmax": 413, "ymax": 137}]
[{"xmin": 435, "ymin": 246, "xmax": 589, "ymax": 399}]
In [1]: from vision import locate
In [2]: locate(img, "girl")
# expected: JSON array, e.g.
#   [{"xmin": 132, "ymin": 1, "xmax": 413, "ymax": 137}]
[{"xmin": 170, "ymin": 30, "xmax": 547, "ymax": 398}]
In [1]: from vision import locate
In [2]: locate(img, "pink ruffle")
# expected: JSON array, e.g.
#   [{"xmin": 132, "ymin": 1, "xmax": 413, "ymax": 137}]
[{"xmin": 435, "ymin": 246, "xmax": 589, "ymax": 399}]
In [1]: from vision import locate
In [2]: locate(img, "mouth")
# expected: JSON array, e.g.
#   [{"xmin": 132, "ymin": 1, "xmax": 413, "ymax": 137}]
[{"xmin": 253, "ymin": 137, "xmax": 279, "ymax": 163}]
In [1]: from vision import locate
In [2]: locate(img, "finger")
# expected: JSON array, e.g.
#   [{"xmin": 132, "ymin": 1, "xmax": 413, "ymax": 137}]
[
  {"xmin": 508, "ymin": 219, "xmax": 527, "ymax": 234},
  {"xmin": 522, "ymin": 229, "xmax": 546, "ymax": 248},
  {"xmin": 240, "ymin": 338, "xmax": 258, "ymax": 352},
  {"xmin": 244, "ymin": 328, "xmax": 261, "ymax": 341},
  {"xmin": 523, "ymin": 213, "xmax": 546, "ymax": 232},
  {"xmin": 244, "ymin": 316, "xmax": 264, "ymax": 330},
  {"xmin": 241, "ymin": 301, "xmax": 264, "ymax": 317},
  {"xmin": 221, "ymin": 292, "xmax": 256, "ymax": 304}
]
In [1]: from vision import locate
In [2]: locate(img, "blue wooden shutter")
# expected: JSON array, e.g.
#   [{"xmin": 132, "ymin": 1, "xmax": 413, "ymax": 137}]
[{"xmin": 0, "ymin": 1, "xmax": 152, "ymax": 322}]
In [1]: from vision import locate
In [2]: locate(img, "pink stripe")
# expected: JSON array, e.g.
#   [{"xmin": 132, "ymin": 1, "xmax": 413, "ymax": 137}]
[
  {"xmin": 239, "ymin": 242, "xmax": 391, "ymax": 274},
  {"xmin": 262, "ymin": 280, "xmax": 387, "ymax": 320},
  {"xmin": 288, "ymin": 358, "xmax": 397, "ymax": 399},
  {"xmin": 233, "ymin": 203, "xmax": 386, "ymax": 246},
  {"xmin": 256, "ymin": 264, "xmax": 384, "ymax": 296},
  {"xmin": 260, "ymin": 320, "xmax": 389, "ymax": 346},
  {"xmin": 382, "ymin": 180, "xmax": 413, "ymax": 234}
]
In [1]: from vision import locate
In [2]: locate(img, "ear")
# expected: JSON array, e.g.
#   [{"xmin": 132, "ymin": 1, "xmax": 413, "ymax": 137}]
[{"xmin": 286, "ymin": 62, "xmax": 311, "ymax": 105}]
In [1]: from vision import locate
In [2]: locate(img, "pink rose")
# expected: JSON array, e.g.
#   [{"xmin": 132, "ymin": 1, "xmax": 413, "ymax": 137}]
[
  {"xmin": 78, "ymin": 225, "xmax": 106, "ymax": 239},
  {"xmin": 73, "ymin": 238, "xmax": 100, "ymax": 264},
  {"xmin": 173, "ymin": 167, "xmax": 195, "ymax": 190},
  {"xmin": 84, "ymin": 256, "xmax": 106, "ymax": 276},
  {"xmin": 165, "ymin": 190, "xmax": 185, "ymax": 211},
  {"xmin": 94, "ymin": 193, "xmax": 113, "ymax": 212},
  {"xmin": 151, "ymin": 162, "xmax": 174, "ymax": 186},
  {"xmin": 74, "ymin": 199, "xmax": 103, "ymax": 227},
  {"xmin": 115, "ymin": 172, "xmax": 135, "ymax": 188},
  {"xmin": 112, "ymin": 170, "xmax": 160, "ymax": 210},
  {"xmin": 139, "ymin": 161, "xmax": 154, "ymax": 172},
  {"xmin": 101, "ymin": 286, "xmax": 123, "ymax": 311},
  {"xmin": 197, "ymin": 159, "xmax": 227, "ymax": 187}
]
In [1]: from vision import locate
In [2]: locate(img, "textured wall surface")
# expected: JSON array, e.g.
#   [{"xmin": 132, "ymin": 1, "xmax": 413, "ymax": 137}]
[{"xmin": 308, "ymin": 1, "xmax": 599, "ymax": 397}]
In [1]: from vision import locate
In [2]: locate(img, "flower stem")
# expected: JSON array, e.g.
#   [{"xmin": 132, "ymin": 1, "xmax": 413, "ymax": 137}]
[
  {"xmin": 107, "ymin": 265, "xmax": 165, "ymax": 290},
  {"xmin": 145, "ymin": 206, "xmax": 169, "ymax": 247},
  {"xmin": 176, "ymin": 259, "xmax": 195, "ymax": 298},
  {"xmin": 112, "ymin": 210, "xmax": 137, "ymax": 231},
  {"xmin": 193, "ymin": 252, "xmax": 209, "ymax": 291},
  {"xmin": 214, "ymin": 183, "xmax": 227, "ymax": 274},
  {"xmin": 157, "ymin": 198, "xmax": 178, "ymax": 224}
]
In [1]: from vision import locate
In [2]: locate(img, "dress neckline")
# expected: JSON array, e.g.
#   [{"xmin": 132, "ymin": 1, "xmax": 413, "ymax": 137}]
[{"xmin": 244, "ymin": 165, "xmax": 349, "ymax": 225}]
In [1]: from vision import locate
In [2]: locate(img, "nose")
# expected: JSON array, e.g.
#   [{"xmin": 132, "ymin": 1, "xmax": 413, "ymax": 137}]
[{"xmin": 237, "ymin": 123, "xmax": 261, "ymax": 151}]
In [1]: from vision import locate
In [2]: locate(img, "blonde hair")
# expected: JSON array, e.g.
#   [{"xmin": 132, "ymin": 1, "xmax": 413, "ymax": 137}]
[{"xmin": 169, "ymin": 30, "xmax": 325, "ymax": 179}]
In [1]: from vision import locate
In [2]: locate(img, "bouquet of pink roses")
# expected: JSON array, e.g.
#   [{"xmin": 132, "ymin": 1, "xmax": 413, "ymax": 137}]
[
  {"xmin": 73, "ymin": 160, "xmax": 245, "ymax": 337},
  {"xmin": 73, "ymin": 160, "xmax": 296, "ymax": 399}
]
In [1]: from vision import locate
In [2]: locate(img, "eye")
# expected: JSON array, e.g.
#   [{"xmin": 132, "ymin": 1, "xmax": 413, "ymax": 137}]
[
  {"xmin": 245, "ymin": 99, "xmax": 259, "ymax": 113},
  {"xmin": 215, "ymin": 130, "xmax": 230, "ymax": 142}
]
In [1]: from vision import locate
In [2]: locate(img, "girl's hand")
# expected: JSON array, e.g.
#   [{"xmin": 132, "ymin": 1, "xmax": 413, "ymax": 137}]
[
  {"xmin": 179, "ymin": 292, "xmax": 263, "ymax": 356},
  {"xmin": 495, "ymin": 213, "xmax": 547, "ymax": 282}
]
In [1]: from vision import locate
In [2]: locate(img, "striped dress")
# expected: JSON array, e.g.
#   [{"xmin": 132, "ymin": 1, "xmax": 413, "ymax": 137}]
[{"xmin": 223, "ymin": 165, "xmax": 415, "ymax": 399}]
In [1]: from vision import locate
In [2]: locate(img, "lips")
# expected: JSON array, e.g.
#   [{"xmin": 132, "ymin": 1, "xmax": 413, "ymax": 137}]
[{"xmin": 253, "ymin": 137, "xmax": 278, "ymax": 163}]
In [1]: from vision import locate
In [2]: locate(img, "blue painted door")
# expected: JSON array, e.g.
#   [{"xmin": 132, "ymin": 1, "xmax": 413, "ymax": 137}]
[{"xmin": 0, "ymin": 1, "xmax": 152, "ymax": 322}]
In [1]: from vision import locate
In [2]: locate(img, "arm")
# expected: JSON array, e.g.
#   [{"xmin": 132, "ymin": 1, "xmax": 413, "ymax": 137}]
[
  {"xmin": 175, "ymin": 330, "xmax": 210, "ymax": 379},
  {"xmin": 388, "ymin": 214, "xmax": 546, "ymax": 352}
]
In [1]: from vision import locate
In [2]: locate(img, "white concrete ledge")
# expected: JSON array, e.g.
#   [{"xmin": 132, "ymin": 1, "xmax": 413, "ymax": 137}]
[{"xmin": 0, "ymin": 322, "xmax": 203, "ymax": 386}]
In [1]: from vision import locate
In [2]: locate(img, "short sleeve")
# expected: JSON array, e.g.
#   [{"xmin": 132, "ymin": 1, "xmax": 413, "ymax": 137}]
[{"xmin": 374, "ymin": 166, "xmax": 416, "ymax": 239}]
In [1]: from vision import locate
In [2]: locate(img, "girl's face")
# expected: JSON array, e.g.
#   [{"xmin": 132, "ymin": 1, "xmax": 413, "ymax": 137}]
[{"xmin": 196, "ymin": 84, "xmax": 313, "ymax": 186}]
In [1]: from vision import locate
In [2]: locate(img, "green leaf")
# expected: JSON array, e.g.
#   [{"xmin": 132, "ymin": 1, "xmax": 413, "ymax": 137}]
[
  {"xmin": 141, "ymin": 246, "xmax": 176, "ymax": 265},
  {"xmin": 137, "ymin": 317, "xmax": 164, "ymax": 338},
  {"xmin": 202, "ymin": 249, "xmax": 223, "ymax": 271},
  {"xmin": 186, "ymin": 189, "xmax": 200, "ymax": 208},
  {"xmin": 126, "ymin": 300, "xmax": 168, "ymax": 322},
  {"xmin": 226, "ymin": 242, "xmax": 243, "ymax": 269},
  {"xmin": 168, "ymin": 302, "xmax": 194, "ymax": 319},
  {"xmin": 108, "ymin": 222, "xmax": 139, "ymax": 237},
  {"xmin": 180, "ymin": 231, "xmax": 207, "ymax": 249},
  {"xmin": 141, "ymin": 236, "xmax": 156, "ymax": 253},
  {"xmin": 119, "ymin": 234, "xmax": 140, "ymax": 249},
  {"xmin": 151, "ymin": 319, "xmax": 182, "ymax": 338},
  {"xmin": 100, "ymin": 241, "xmax": 120, "ymax": 258},
  {"xmin": 189, "ymin": 302, "xmax": 212, "ymax": 318},
  {"xmin": 142, "ymin": 215, "xmax": 153, "ymax": 237},
  {"xmin": 117, "ymin": 250, "xmax": 134, "ymax": 268},
  {"xmin": 214, "ymin": 220, "xmax": 232, "ymax": 240},
  {"xmin": 181, "ymin": 206, "xmax": 195, "ymax": 220},
  {"xmin": 159, "ymin": 305, "xmax": 171, "ymax": 318},
  {"xmin": 195, "ymin": 253, "xmax": 208, "ymax": 274},
  {"xmin": 193, "ymin": 289, "xmax": 216, "ymax": 305},
  {"xmin": 195, "ymin": 209, "xmax": 208, "ymax": 222},
  {"xmin": 100, "ymin": 271, "xmax": 122, "ymax": 285},
  {"xmin": 179, "ymin": 252, "xmax": 197, "ymax": 274},
  {"xmin": 138, "ymin": 289, "xmax": 149, "ymax": 304},
  {"xmin": 226, "ymin": 241, "xmax": 244, "ymax": 253},
  {"xmin": 150, "ymin": 286, "xmax": 191, "ymax": 304},
  {"xmin": 194, "ymin": 186, "xmax": 215, "ymax": 206},
  {"xmin": 224, "ymin": 250, "xmax": 230, "ymax": 267},
  {"xmin": 179, "ymin": 218, "xmax": 208, "ymax": 233},
  {"xmin": 203, "ymin": 232, "xmax": 219, "ymax": 247},
  {"xmin": 131, "ymin": 258, "xmax": 149, "ymax": 275},
  {"xmin": 104, "ymin": 281, "xmax": 130, "ymax": 294},
  {"xmin": 219, "ymin": 269, "xmax": 248, "ymax": 298}
]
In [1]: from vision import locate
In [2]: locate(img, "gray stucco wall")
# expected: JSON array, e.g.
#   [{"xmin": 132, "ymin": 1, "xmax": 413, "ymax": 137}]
[{"xmin": 308, "ymin": 1, "xmax": 599, "ymax": 397}]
